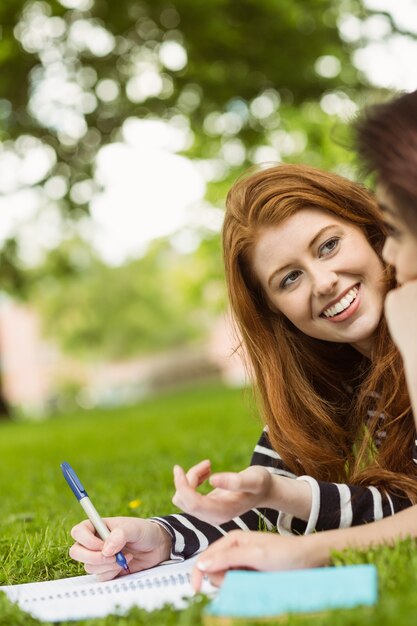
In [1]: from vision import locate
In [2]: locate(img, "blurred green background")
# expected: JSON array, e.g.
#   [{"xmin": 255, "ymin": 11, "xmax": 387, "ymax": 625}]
[{"xmin": 0, "ymin": 0, "xmax": 416, "ymax": 418}]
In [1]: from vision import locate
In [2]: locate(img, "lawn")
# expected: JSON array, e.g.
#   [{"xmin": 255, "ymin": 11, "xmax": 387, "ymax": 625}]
[{"xmin": 0, "ymin": 382, "xmax": 416, "ymax": 625}]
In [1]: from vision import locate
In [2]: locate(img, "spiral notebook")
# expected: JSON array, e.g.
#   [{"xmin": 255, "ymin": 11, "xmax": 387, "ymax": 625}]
[{"xmin": 0, "ymin": 556, "xmax": 216, "ymax": 622}]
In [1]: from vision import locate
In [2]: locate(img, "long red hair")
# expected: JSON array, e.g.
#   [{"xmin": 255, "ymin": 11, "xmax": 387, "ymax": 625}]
[{"xmin": 223, "ymin": 163, "xmax": 417, "ymax": 499}]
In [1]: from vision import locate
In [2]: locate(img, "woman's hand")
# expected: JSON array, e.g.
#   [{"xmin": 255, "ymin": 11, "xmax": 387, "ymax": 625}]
[
  {"xmin": 172, "ymin": 460, "xmax": 274, "ymax": 525},
  {"xmin": 385, "ymin": 280, "xmax": 417, "ymax": 424},
  {"xmin": 385, "ymin": 281, "xmax": 417, "ymax": 365},
  {"xmin": 193, "ymin": 505, "xmax": 417, "ymax": 591},
  {"xmin": 69, "ymin": 517, "xmax": 172, "ymax": 581},
  {"xmin": 191, "ymin": 530, "xmax": 309, "ymax": 591}
]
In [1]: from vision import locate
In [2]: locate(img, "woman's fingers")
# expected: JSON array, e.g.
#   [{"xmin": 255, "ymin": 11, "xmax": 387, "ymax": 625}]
[
  {"xmin": 195, "ymin": 531, "xmax": 304, "ymax": 582},
  {"xmin": 205, "ymin": 571, "xmax": 227, "ymax": 589},
  {"xmin": 172, "ymin": 460, "xmax": 211, "ymax": 495},
  {"xmin": 71, "ymin": 520, "xmax": 133, "ymax": 558},
  {"xmin": 87, "ymin": 565, "xmax": 124, "ymax": 582},
  {"xmin": 191, "ymin": 565, "xmax": 226, "ymax": 591},
  {"xmin": 83, "ymin": 560, "xmax": 124, "ymax": 576},
  {"xmin": 209, "ymin": 467, "xmax": 269, "ymax": 495},
  {"xmin": 172, "ymin": 464, "xmax": 272, "ymax": 524},
  {"xmin": 174, "ymin": 461, "xmax": 263, "ymax": 496},
  {"xmin": 83, "ymin": 552, "xmax": 133, "ymax": 574},
  {"xmin": 209, "ymin": 472, "xmax": 244, "ymax": 491},
  {"xmin": 172, "ymin": 466, "xmax": 212, "ymax": 513},
  {"xmin": 70, "ymin": 520, "xmax": 104, "ymax": 551},
  {"xmin": 191, "ymin": 565, "xmax": 204, "ymax": 591},
  {"xmin": 196, "ymin": 530, "xmax": 262, "ymax": 573},
  {"xmin": 199, "ymin": 543, "xmax": 259, "ymax": 573},
  {"xmin": 69, "ymin": 542, "xmax": 116, "ymax": 566},
  {"xmin": 172, "ymin": 465, "xmax": 192, "ymax": 507},
  {"xmin": 172, "ymin": 466, "xmax": 234, "ymax": 524},
  {"xmin": 192, "ymin": 531, "xmax": 248, "ymax": 591},
  {"xmin": 197, "ymin": 532, "xmax": 245, "ymax": 567},
  {"xmin": 102, "ymin": 527, "xmax": 129, "ymax": 557},
  {"xmin": 186, "ymin": 459, "xmax": 211, "ymax": 488},
  {"xmin": 173, "ymin": 466, "xmax": 258, "ymax": 523}
]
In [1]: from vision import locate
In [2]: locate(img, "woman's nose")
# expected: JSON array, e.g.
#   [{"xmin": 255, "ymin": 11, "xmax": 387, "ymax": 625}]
[{"xmin": 312, "ymin": 270, "xmax": 338, "ymax": 296}]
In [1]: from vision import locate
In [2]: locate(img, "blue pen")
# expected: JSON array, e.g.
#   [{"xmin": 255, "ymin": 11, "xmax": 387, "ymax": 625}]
[{"xmin": 61, "ymin": 462, "xmax": 130, "ymax": 574}]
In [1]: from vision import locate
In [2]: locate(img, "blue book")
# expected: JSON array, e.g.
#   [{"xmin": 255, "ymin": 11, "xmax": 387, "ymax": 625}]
[{"xmin": 204, "ymin": 564, "xmax": 378, "ymax": 623}]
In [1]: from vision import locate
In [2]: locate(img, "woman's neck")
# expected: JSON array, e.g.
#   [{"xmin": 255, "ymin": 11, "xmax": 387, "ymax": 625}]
[{"xmin": 349, "ymin": 337, "xmax": 374, "ymax": 359}]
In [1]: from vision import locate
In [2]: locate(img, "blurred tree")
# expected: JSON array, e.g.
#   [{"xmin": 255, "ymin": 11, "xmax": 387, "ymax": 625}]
[
  {"xmin": 0, "ymin": 0, "xmax": 410, "ymax": 293},
  {"xmin": 31, "ymin": 233, "xmax": 225, "ymax": 359},
  {"xmin": 0, "ymin": 0, "xmax": 414, "ymax": 414}
]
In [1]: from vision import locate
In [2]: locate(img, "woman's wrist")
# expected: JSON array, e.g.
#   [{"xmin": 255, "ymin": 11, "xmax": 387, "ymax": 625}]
[
  {"xmin": 262, "ymin": 475, "xmax": 312, "ymax": 521},
  {"xmin": 149, "ymin": 521, "xmax": 173, "ymax": 561}
]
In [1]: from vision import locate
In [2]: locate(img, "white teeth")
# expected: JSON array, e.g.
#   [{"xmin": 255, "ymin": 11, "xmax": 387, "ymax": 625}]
[{"xmin": 322, "ymin": 286, "xmax": 358, "ymax": 318}]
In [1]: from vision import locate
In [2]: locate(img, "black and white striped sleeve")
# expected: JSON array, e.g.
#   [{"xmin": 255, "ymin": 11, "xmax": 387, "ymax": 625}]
[
  {"xmin": 253, "ymin": 429, "xmax": 413, "ymax": 535},
  {"xmin": 150, "ymin": 429, "xmax": 293, "ymax": 560},
  {"xmin": 277, "ymin": 477, "xmax": 413, "ymax": 535}
]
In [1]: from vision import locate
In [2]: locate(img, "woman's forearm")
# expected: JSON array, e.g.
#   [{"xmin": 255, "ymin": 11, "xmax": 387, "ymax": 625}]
[
  {"xmin": 302, "ymin": 504, "xmax": 417, "ymax": 568},
  {"xmin": 263, "ymin": 472, "xmax": 414, "ymax": 533},
  {"xmin": 192, "ymin": 505, "xmax": 417, "ymax": 591}
]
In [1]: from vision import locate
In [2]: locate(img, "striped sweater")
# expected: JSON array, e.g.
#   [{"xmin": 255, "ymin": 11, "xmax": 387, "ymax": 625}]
[{"xmin": 152, "ymin": 429, "xmax": 415, "ymax": 560}]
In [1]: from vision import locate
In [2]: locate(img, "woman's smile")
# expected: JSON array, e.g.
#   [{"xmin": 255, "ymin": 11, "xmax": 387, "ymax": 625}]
[{"xmin": 320, "ymin": 283, "xmax": 361, "ymax": 323}]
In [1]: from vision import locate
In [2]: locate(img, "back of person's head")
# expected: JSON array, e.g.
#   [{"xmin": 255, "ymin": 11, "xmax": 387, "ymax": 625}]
[{"xmin": 355, "ymin": 89, "xmax": 417, "ymax": 236}]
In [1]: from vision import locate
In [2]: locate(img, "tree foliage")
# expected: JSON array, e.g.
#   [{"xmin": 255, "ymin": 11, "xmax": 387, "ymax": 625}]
[
  {"xmin": 0, "ymin": 0, "xmax": 413, "ymax": 358},
  {"xmin": 32, "ymin": 234, "xmax": 225, "ymax": 358}
]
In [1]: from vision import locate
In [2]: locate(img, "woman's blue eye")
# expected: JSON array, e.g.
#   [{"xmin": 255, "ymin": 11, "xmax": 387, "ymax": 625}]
[
  {"xmin": 281, "ymin": 270, "xmax": 302, "ymax": 288},
  {"xmin": 320, "ymin": 237, "xmax": 339, "ymax": 255}
]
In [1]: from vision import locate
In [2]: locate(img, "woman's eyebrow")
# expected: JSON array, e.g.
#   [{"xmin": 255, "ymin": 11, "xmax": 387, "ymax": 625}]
[
  {"xmin": 308, "ymin": 224, "xmax": 338, "ymax": 251},
  {"xmin": 267, "ymin": 224, "xmax": 339, "ymax": 287}
]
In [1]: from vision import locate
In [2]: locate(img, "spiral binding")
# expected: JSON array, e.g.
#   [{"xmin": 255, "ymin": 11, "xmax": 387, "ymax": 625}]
[{"xmin": 23, "ymin": 571, "xmax": 192, "ymax": 605}]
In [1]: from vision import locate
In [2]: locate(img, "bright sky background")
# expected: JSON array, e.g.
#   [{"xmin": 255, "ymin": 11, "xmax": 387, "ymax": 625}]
[
  {"xmin": 89, "ymin": 119, "xmax": 207, "ymax": 264},
  {"xmin": 1, "ymin": 0, "xmax": 417, "ymax": 266}
]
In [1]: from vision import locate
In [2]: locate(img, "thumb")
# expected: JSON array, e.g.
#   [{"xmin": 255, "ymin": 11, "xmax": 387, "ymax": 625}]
[
  {"xmin": 209, "ymin": 471, "xmax": 261, "ymax": 493},
  {"xmin": 102, "ymin": 527, "xmax": 127, "ymax": 557},
  {"xmin": 210, "ymin": 467, "xmax": 268, "ymax": 494},
  {"xmin": 209, "ymin": 472, "xmax": 242, "ymax": 491}
]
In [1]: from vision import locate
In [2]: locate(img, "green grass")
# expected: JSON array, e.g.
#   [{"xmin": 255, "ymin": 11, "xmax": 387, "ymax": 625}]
[{"xmin": 0, "ymin": 382, "xmax": 416, "ymax": 625}]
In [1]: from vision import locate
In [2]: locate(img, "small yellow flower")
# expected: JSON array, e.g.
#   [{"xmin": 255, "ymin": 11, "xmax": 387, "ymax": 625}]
[{"xmin": 128, "ymin": 499, "xmax": 141, "ymax": 509}]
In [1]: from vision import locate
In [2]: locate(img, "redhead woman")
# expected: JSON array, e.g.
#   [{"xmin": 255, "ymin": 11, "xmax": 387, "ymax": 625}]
[
  {"xmin": 69, "ymin": 163, "xmax": 417, "ymax": 582},
  {"xmin": 191, "ymin": 89, "xmax": 417, "ymax": 589}
]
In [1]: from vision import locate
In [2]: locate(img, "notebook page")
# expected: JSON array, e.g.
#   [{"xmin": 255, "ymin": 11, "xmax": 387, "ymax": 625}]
[{"xmin": 1, "ymin": 556, "xmax": 216, "ymax": 622}]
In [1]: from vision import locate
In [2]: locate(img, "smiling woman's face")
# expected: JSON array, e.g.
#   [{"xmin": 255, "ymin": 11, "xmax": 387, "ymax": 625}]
[
  {"xmin": 378, "ymin": 184, "xmax": 417, "ymax": 284},
  {"xmin": 251, "ymin": 208, "xmax": 386, "ymax": 357}
]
